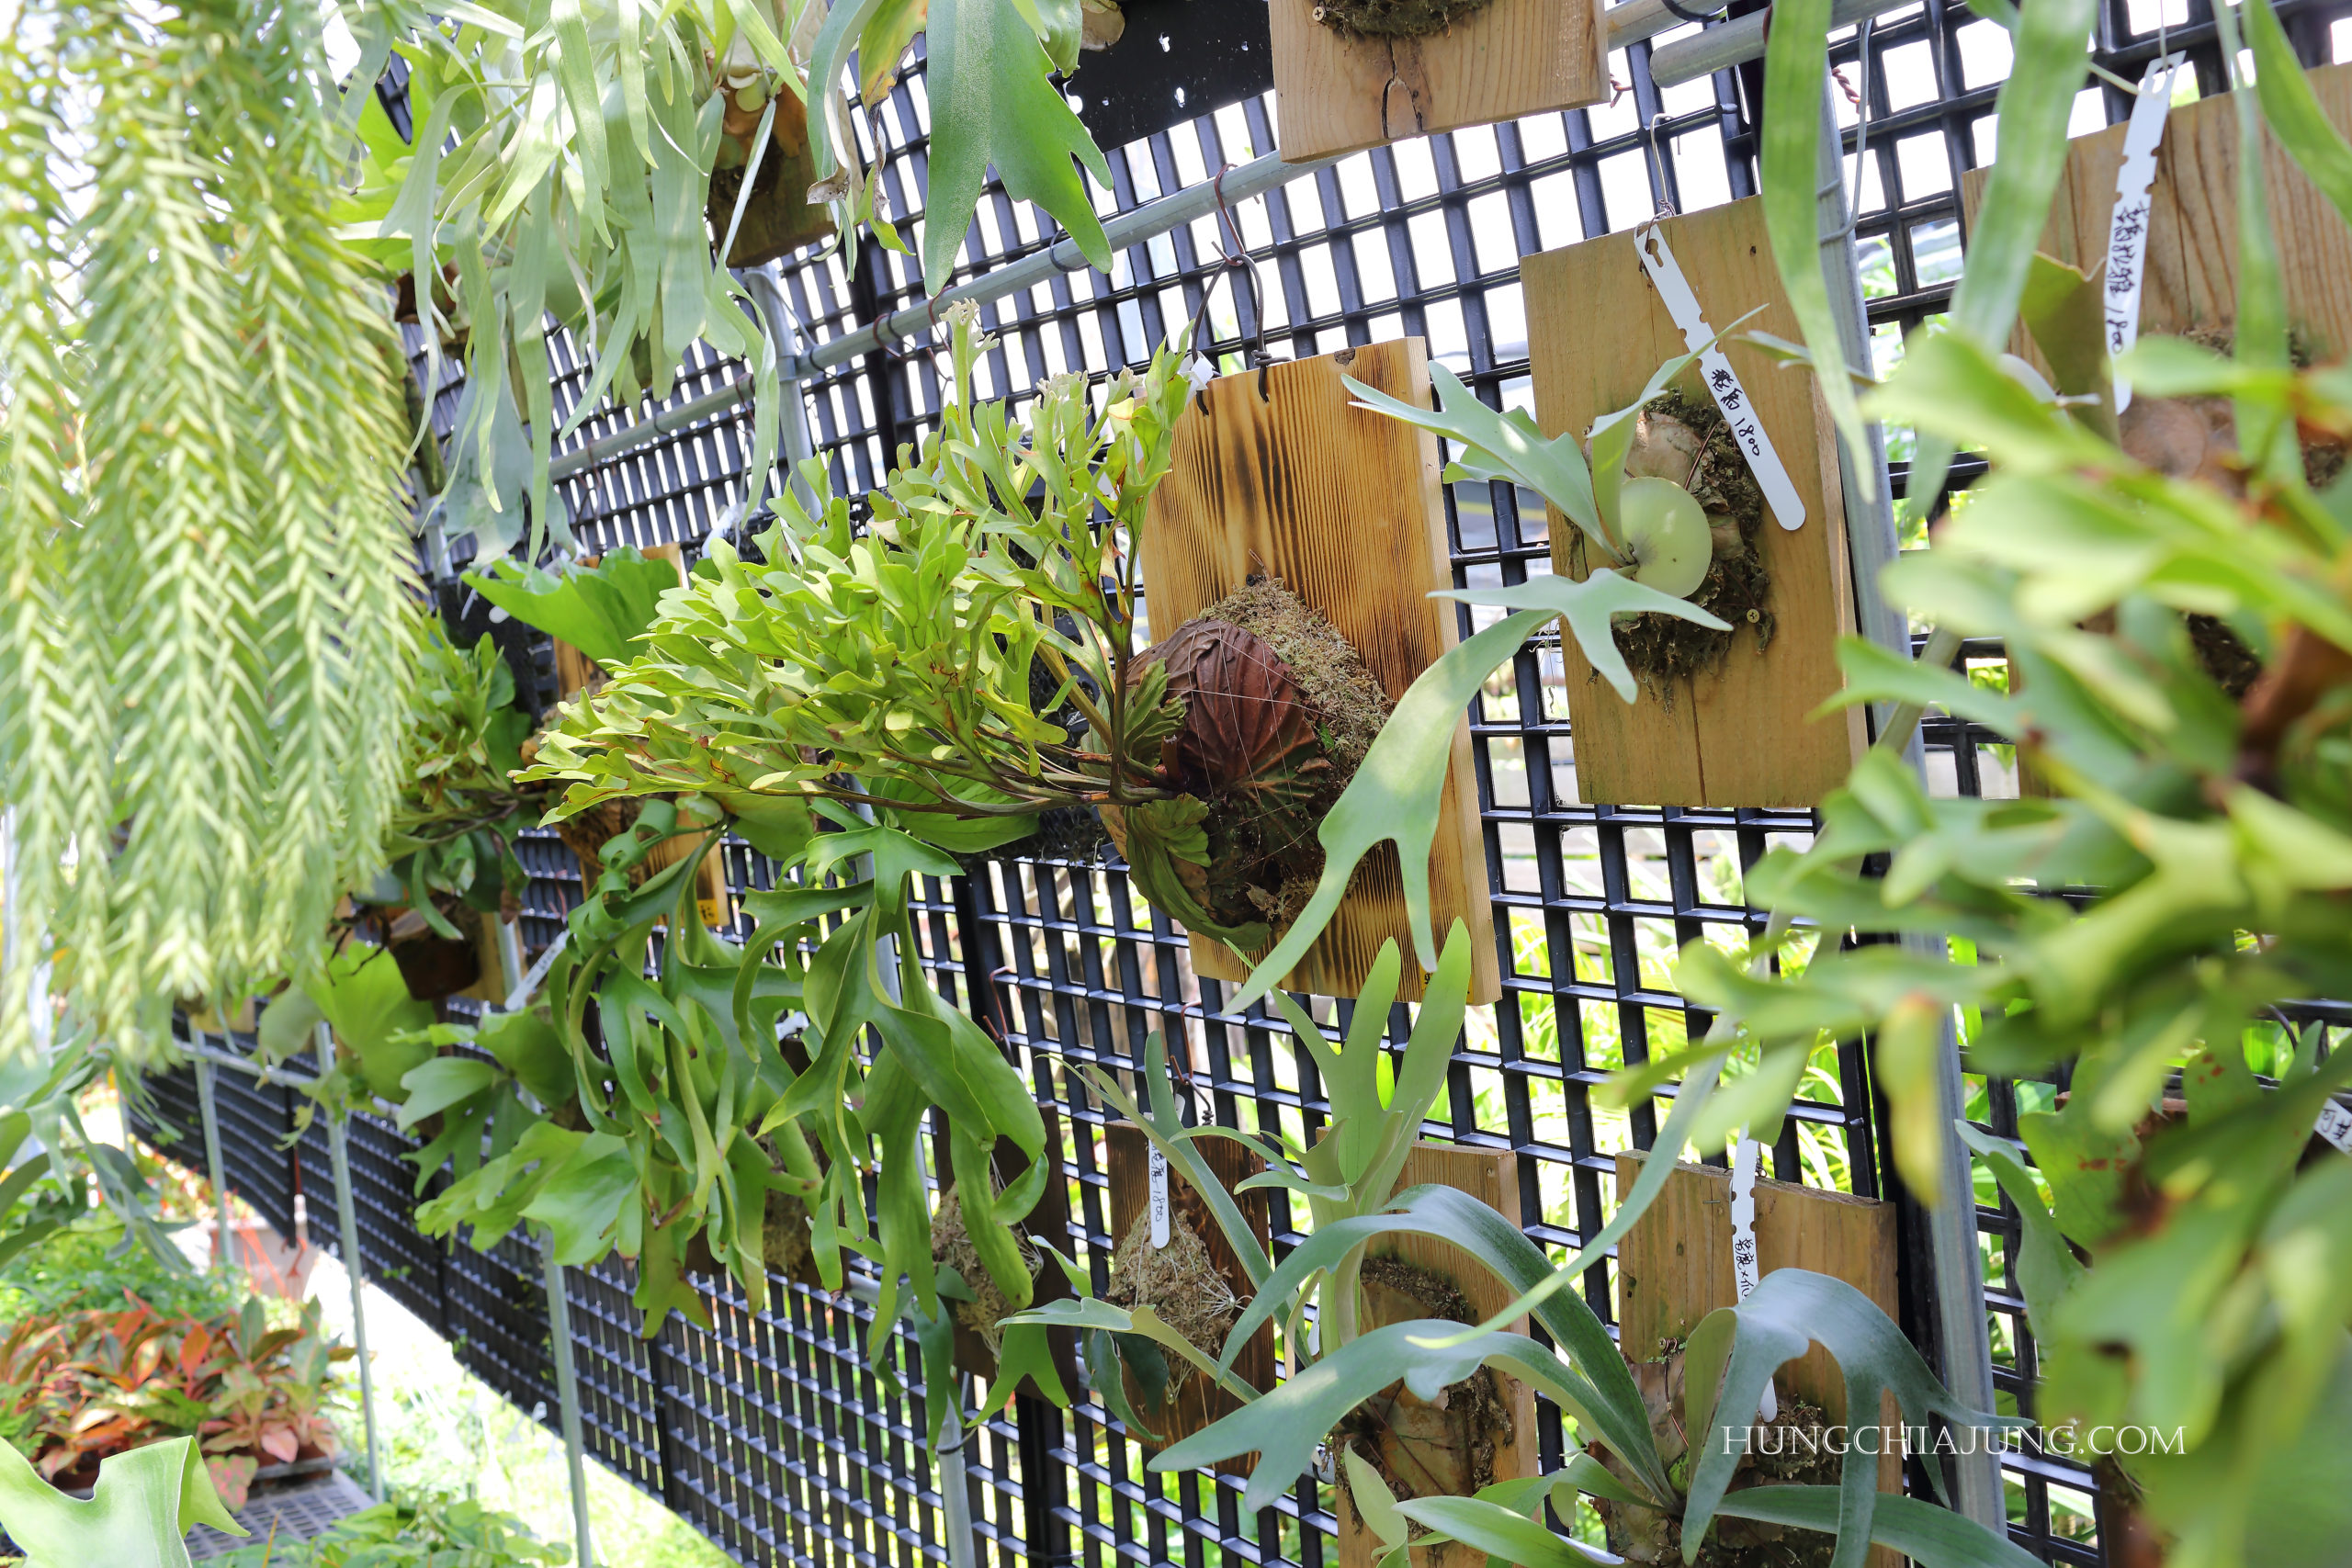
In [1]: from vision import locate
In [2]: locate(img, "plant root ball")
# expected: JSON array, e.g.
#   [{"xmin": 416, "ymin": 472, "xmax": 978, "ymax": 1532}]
[
  {"xmin": 1105, "ymin": 1211, "xmax": 1242, "ymax": 1398},
  {"xmin": 1313, "ymin": 0, "xmax": 1498, "ymax": 36},
  {"xmin": 1590, "ymin": 1340, "xmax": 1839, "ymax": 1568},
  {"xmin": 931, "ymin": 1183, "xmax": 1041, "ymax": 1361},
  {"xmin": 1587, "ymin": 389, "xmax": 1773, "ymax": 706}
]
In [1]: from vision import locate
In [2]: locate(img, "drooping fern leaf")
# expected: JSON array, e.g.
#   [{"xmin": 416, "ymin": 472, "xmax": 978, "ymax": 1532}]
[{"xmin": 0, "ymin": 2, "xmax": 417, "ymax": 1061}]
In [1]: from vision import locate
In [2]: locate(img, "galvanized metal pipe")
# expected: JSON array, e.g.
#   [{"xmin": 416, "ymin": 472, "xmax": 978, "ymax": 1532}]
[
  {"xmin": 548, "ymin": 148, "xmax": 1342, "ymax": 483},
  {"xmin": 192, "ymin": 1045, "xmax": 234, "ymax": 1279},
  {"xmin": 1813, "ymin": 85, "xmax": 2006, "ymax": 1532},
  {"xmin": 541, "ymin": 1243, "xmax": 598, "ymax": 1568},
  {"xmin": 1649, "ymin": 0, "xmax": 1919, "ymax": 87},
  {"xmin": 486, "ymin": 920, "xmax": 600, "ymax": 1568},
  {"xmin": 322, "ymin": 1061, "xmax": 386, "ymax": 1504}
]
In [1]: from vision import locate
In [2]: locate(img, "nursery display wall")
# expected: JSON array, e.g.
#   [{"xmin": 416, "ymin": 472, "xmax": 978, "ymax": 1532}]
[{"xmin": 132, "ymin": 4, "xmax": 2352, "ymax": 1566}]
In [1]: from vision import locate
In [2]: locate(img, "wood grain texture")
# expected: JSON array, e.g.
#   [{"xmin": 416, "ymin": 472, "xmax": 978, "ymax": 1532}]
[
  {"xmin": 553, "ymin": 544, "xmax": 730, "ymax": 926},
  {"xmin": 1140, "ymin": 338, "xmax": 1498, "ymax": 1005},
  {"xmin": 1335, "ymin": 1142, "xmax": 1537, "ymax": 1568},
  {"xmin": 458, "ymin": 909, "xmax": 506, "ymax": 1004},
  {"xmin": 1960, "ymin": 65, "xmax": 2352, "ymax": 366},
  {"xmin": 1102, "ymin": 1123, "xmax": 1275, "ymax": 1472},
  {"xmin": 1525, "ymin": 196, "xmax": 1866, "ymax": 807},
  {"xmin": 1613, "ymin": 1152, "xmax": 1901, "ymax": 1562},
  {"xmin": 1272, "ymin": 0, "xmax": 1608, "ymax": 162}
]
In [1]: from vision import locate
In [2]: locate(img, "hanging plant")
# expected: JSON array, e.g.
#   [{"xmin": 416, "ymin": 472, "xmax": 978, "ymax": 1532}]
[{"xmin": 0, "ymin": 2, "xmax": 416, "ymax": 1060}]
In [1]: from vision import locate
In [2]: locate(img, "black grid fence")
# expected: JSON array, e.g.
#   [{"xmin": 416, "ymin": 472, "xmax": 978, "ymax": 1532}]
[{"xmin": 126, "ymin": 6, "xmax": 2352, "ymax": 1566}]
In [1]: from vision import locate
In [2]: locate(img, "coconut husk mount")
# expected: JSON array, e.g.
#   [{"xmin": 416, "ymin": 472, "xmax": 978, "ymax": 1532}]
[{"xmin": 1101, "ymin": 577, "xmax": 1395, "ymax": 956}]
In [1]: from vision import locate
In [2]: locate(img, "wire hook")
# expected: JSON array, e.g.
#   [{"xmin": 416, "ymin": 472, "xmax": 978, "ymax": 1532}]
[{"xmin": 1186, "ymin": 163, "xmax": 1275, "ymax": 406}]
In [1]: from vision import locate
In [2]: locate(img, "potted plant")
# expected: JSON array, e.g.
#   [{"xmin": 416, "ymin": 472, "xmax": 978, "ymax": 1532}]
[{"xmin": 365, "ymin": 612, "xmax": 537, "ymax": 1003}]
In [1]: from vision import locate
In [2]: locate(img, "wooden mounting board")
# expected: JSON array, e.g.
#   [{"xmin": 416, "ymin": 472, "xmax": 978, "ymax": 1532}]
[
  {"xmin": 1139, "ymin": 338, "xmax": 1498, "ymax": 1005},
  {"xmin": 1613, "ymin": 1152, "xmax": 1900, "ymax": 1565},
  {"xmin": 1102, "ymin": 1123, "xmax": 1275, "ymax": 1471},
  {"xmin": 553, "ymin": 543, "xmax": 730, "ymax": 927},
  {"xmin": 1525, "ymin": 196, "xmax": 1866, "ymax": 807},
  {"xmin": 1960, "ymin": 65, "xmax": 2352, "ymax": 367},
  {"xmin": 1272, "ymin": 0, "xmax": 1608, "ymax": 163},
  {"xmin": 1336, "ymin": 1142, "xmax": 1536, "ymax": 1568}
]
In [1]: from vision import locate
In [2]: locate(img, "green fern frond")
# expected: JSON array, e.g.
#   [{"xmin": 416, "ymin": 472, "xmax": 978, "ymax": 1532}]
[{"xmin": 0, "ymin": 1, "xmax": 421, "ymax": 1061}]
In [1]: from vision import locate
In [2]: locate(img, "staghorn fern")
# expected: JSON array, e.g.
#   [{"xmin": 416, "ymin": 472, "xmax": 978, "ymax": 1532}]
[{"xmin": 0, "ymin": 1, "xmax": 416, "ymax": 1063}]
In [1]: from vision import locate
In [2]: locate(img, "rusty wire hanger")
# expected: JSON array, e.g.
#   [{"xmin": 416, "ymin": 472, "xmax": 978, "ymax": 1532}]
[{"xmin": 1184, "ymin": 162, "xmax": 1274, "ymax": 408}]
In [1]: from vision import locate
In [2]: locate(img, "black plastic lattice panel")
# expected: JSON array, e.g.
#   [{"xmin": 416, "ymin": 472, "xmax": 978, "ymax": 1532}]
[{"xmin": 146, "ymin": 7, "xmax": 2352, "ymax": 1568}]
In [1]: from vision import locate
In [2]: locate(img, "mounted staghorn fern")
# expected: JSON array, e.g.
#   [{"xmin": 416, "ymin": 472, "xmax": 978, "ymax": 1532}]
[
  {"xmin": 0, "ymin": 1, "xmax": 416, "ymax": 1064},
  {"xmin": 1005, "ymin": 931, "xmax": 2032, "ymax": 1568},
  {"xmin": 1224, "ymin": 355, "xmax": 1737, "ymax": 1007},
  {"xmin": 1641, "ymin": 4, "xmax": 2352, "ymax": 1562}
]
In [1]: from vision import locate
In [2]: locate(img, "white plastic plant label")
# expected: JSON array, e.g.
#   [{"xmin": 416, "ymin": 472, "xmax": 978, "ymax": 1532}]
[
  {"xmin": 1634, "ymin": 222, "xmax": 1807, "ymax": 532},
  {"xmin": 2108, "ymin": 52, "xmax": 2186, "ymax": 413},
  {"xmin": 2315, "ymin": 1099, "xmax": 2352, "ymax": 1156},
  {"xmin": 1149, "ymin": 1145, "xmax": 1171, "ymax": 1247},
  {"xmin": 1731, "ymin": 1134, "xmax": 1780, "ymax": 1422}
]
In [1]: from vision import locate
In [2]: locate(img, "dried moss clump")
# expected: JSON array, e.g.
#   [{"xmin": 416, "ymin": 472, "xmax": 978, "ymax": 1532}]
[
  {"xmin": 1314, "ymin": 0, "xmax": 1498, "ymax": 37},
  {"xmin": 1336, "ymin": 1256, "xmax": 1515, "ymax": 1529},
  {"xmin": 1104, "ymin": 1213, "xmax": 1243, "ymax": 1396},
  {"xmin": 931, "ymin": 1183, "xmax": 1041, "ymax": 1359},
  {"xmin": 1592, "ymin": 388, "xmax": 1773, "ymax": 706}
]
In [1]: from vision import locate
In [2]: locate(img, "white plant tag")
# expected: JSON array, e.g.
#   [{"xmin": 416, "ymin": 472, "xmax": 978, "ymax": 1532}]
[
  {"xmin": 2315, "ymin": 1099, "xmax": 2352, "ymax": 1156},
  {"xmin": 2107, "ymin": 52, "xmax": 2186, "ymax": 413},
  {"xmin": 1634, "ymin": 222, "xmax": 1807, "ymax": 532},
  {"xmin": 1730, "ymin": 1134, "xmax": 1779, "ymax": 1422},
  {"xmin": 1149, "ymin": 1145, "xmax": 1171, "ymax": 1247},
  {"xmin": 503, "ymin": 929, "xmax": 569, "ymax": 1013}
]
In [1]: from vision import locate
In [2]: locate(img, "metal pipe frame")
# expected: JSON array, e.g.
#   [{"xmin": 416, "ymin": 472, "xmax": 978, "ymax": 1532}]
[
  {"xmin": 1813, "ymin": 86, "xmax": 2006, "ymax": 1533},
  {"xmin": 192, "ymin": 1046, "xmax": 233, "ymax": 1278},
  {"xmin": 544, "ymin": 0, "xmax": 1922, "ymax": 489},
  {"xmin": 322, "ymin": 1059, "xmax": 386, "ymax": 1505}
]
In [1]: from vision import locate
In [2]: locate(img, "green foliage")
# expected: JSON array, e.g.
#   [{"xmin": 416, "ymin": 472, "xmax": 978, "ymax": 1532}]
[
  {"xmin": 209, "ymin": 1495, "xmax": 569, "ymax": 1568},
  {"xmin": 0, "ymin": 1435, "xmax": 243, "ymax": 1568},
  {"xmin": 3, "ymin": 1051, "xmax": 200, "ymax": 1285},
  {"xmin": 805, "ymin": 0, "xmax": 1114, "ymax": 299},
  {"xmin": 378, "ymin": 615, "xmax": 536, "ymax": 939},
  {"xmin": 522, "ymin": 307, "xmax": 1193, "ymax": 840},
  {"xmin": 406, "ymin": 828, "xmax": 767, "ymax": 1332},
  {"xmin": 463, "ymin": 548, "xmax": 681, "ymax": 671},
  {"xmin": 1874, "ymin": 0, "xmax": 2095, "ymax": 512},
  {"xmin": 1693, "ymin": 29, "xmax": 2352, "ymax": 1563},
  {"xmin": 345, "ymin": 0, "xmax": 784, "ymax": 561},
  {"xmin": 0, "ymin": 1, "xmax": 417, "ymax": 1063}
]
